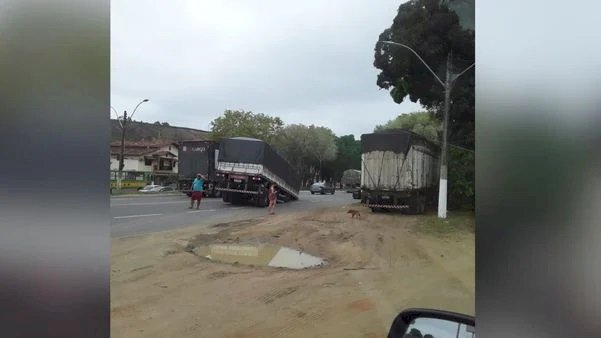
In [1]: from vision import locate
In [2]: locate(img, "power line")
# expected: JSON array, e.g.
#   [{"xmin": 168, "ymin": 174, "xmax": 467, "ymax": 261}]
[{"xmin": 449, "ymin": 144, "xmax": 474, "ymax": 153}]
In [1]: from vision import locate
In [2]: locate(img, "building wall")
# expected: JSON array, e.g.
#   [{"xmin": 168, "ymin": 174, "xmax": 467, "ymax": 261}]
[
  {"xmin": 158, "ymin": 144, "xmax": 178, "ymax": 174},
  {"xmin": 110, "ymin": 156, "xmax": 143, "ymax": 171},
  {"xmin": 109, "ymin": 144, "xmax": 179, "ymax": 173},
  {"xmin": 138, "ymin": 158, "xmax": 153, "ymax": 172},
  {"xmin": 160, "ymin": 144, "xmax": 179, "ymax": 157}
]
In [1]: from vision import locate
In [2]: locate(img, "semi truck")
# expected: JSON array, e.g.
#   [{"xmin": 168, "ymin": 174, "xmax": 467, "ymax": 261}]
[
  {"xmin": 177, "ymin": 140, "xmax": 222, "ymax": 198},
  {"xmin": 215, "ymin": 137, "xmax": 301, "ymax": 207},
  {"xmin": 360, "ymin": 129, "xmax": 440, "ymax": 214}
]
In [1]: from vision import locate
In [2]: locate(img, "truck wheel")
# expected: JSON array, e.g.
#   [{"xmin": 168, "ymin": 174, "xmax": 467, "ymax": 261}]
[
  {"xmin": 231, "ymin": 193, "xmax": 243, "ymax": 205},
  {"xmin": 255, "ymin": 193, "xmax": 268, "ymax": 207},
  {"xmin": 311, "ymin": 191, "xmax": 315, "ymax": 195},
  {"xmin": 405, "ymin": 196, "xmax": 425, "ymax": 214}
]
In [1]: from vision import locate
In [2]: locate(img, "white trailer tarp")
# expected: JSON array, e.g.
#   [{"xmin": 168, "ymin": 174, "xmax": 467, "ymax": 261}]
[{"xmin": 361, "ymin": 144, "xmax": 439, "ymax": 191}]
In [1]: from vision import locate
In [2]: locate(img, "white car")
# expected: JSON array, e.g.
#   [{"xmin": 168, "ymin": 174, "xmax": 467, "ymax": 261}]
[
  {"xmin": 139, "ymin": 184, "xmax": 166, "ymax": 193},
  {"xmin": 310, "ymin": 182, "xmax": 336, "ymax": 195}
]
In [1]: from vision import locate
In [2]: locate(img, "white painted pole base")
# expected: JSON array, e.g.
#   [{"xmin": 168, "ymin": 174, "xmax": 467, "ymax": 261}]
[{"xmin": 438, "ymin": 178, "xmax": 448, "ymax": 219}]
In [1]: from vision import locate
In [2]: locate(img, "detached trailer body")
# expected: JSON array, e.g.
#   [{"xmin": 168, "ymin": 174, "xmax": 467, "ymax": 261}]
[
  {"xmin": 360, "ymin": 130, "xmax": 440, "ymax": 214},
  {"xmin": 216, "ymin": 137, "xmax": 301, "ymax": 207},
  {"xmin": 178, "ymin": 140, "xmax": 222, "ymax": 197},
  {"xmin": 341, "ymin": 169, "xmax": 361, "ymax": 191}
]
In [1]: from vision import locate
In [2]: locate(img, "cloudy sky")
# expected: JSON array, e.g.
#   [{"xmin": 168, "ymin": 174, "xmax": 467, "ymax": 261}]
[{"xmin": 111, "ymin": 0, "xmax": 421, "ymax": 138}]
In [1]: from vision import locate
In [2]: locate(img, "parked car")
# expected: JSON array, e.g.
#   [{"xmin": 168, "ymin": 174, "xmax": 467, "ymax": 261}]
[
  {"xmin": 310, "ymin": 182, "xmax": 335, "ymax": 195},
  {"xmin": 139, "ymin": 184, "xmax": 169, "ymax": 193},
  {"xmin": 161, "ymin": 183, "xmax": 177, "ymax": 192}
]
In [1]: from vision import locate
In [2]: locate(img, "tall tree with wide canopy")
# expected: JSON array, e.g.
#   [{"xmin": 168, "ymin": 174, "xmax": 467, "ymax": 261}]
[
  {"xmin": 209, "ymin": 109, "xmax": 284, "ymax": 144},
  {"xmin": 373, "ymin": 0, "xmax": 474, "ymax": 149},
  {"xmin": 273, "ymin": 124, "xmax": 337, "ymax": 184}
]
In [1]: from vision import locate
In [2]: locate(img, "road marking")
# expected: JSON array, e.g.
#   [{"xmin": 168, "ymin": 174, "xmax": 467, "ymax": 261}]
[
  {"xmin": 111, "ymin": 201, "xmax": 185, "ymax": 206},
  {"xmin": 114, "ymin": 213, "xmax": 162, "ymax": 219},
  {"xmin": 187, "ymin": 209, "xmax": 217, "ymax": 213},
  {"xmin": 229, "ymin": 207, "xmax": 245, "ymax": 210},
  {"xmin": 111, "ymin": 200, "xmax": 221, "ymax": 206}
]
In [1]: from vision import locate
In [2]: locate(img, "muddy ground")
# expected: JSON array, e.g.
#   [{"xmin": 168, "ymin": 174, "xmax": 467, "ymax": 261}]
[{"xmin": 111, "ymin": 203, "xmax": 474, "ymax": 338}]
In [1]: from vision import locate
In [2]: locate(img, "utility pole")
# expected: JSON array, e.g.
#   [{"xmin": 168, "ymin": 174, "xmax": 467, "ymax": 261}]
[
  {"xmin": 112, "ymin": 99, "xmax": 149, "ymax": 191},
  {"xmin": 118, "ymin": 110, "xmax": 128, "ymax": 191},
  {"xmin": 438, "ymin": 52, "xmax": 453, "ymax": 218},
  {"xmin": 380, "ymin": 41, "xmax": 473, "ymax": 218}
]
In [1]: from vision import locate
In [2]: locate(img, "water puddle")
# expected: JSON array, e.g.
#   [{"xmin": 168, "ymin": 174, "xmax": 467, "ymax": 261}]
[{"xmin": 192, "ymin": 244, "xmax": 327, "ymax": 269}]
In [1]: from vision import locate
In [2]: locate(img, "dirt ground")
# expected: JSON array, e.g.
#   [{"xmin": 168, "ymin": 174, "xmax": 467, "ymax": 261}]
[{"xmin": 111, "ymin": 203, "xmax": 474, "ymax": 338}]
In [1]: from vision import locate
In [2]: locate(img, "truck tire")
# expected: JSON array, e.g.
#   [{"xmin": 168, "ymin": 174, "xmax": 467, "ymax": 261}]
[
  {"xmin": 404, "ymin": 195, "xmax": 426, "ymax": 215},
  {"xmin": 222, "ymin": 192, "xmax": 231, "ymax": 203},
  {"xmin": 255, "ymin": 192, "xmax": 268, "ymax": 207},
  {"xmin": 230, "ymin": 192, "xmax": 243, "ymax": 205},
  {"xmin": 311, "ymin": 191, "xmax": 315, "ymax": 195}
]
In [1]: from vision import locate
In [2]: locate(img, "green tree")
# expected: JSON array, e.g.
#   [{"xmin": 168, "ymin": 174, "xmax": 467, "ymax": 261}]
[
  {"xmin": 322, "ymin": 135, "xmax": 361, "ymax": 182},
  {"xmin": 273, "ymin": 124, "xmax": 337, "ymax": 184},
  {"xmin": 375, "ymin": 111, "xmax": 441, "ymax": 143},
  {"xmin": 209, "ymin": 109, "xmax": 284, "ymax": 144},
  {"xmin": 273, "ymin": 124, "xmax": 312, "ymax": 172},
  {"xmin": 448, "ymin": 146, "xmax": 474, "ymax": 209},
  {"xmin": 373, "ymin": 0, "xmax": 474, "ymax": 149},
  {"xmin": 310, "ymin": 126, "xmax": 338, "ymax": 179}
]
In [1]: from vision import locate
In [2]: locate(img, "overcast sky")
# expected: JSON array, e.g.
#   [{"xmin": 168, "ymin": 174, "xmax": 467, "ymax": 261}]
[{"xmin": 111, "ymin": 0, "xmax": 422, "ymax": 138}]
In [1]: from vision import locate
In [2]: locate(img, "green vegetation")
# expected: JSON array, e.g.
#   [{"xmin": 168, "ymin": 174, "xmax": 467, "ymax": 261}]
[
  {"xmin": 209, "ymin": 109, "xmax": 284, "ymax": 144},
  {"xmin": 375, "ymin": 111, "xmax": 441, "ymax": 143},
  {"xmin": 373, "ymin": 0, "xmax": 474, "ymax": 150},
  {"xmin": 413, "ymin": 211, "xmax": 475, "ymax": 236}
]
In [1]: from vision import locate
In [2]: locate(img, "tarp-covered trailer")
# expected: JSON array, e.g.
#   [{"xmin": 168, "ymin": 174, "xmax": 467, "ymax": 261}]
[
  {"xmin": 178, "ymin": 140, "xmax": 222, "ymax": 197},
  {"xmin": 216, "ymin": 137, "xmax": 301, "ymax": 207},
  {"xmin": 360, "ymin": 129, "xmax": 440, "ymax": 214},
  {"xmin": 341, "ymin": 169, "xmax": 361, "ymax": 196},
  {"xmin": 341, "ymin": 169, "xmax": 361, "ymax": 188}
]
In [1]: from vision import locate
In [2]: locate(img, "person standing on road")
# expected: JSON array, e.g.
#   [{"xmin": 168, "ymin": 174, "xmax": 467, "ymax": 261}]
[
  {"xmin": 268, "ymin": 183, "xmax": 278, "ymax": 215},
  {"xmin": 190, "ymin": 173, "xmax": 205, "ymax": 209}
]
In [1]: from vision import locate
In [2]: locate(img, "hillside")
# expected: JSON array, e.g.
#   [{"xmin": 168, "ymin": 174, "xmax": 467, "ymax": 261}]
[{"xmin": 111, "ymin": 120, "xmax": 209, "ymax": 143}]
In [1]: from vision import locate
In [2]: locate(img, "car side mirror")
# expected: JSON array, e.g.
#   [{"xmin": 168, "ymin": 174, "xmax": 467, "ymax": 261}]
[{"xmin": 388, "ymin": 308, "xmax": 475, "ymax": 338}]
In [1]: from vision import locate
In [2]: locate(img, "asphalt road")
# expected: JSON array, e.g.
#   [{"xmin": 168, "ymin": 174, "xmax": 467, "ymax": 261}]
[{"xmin": 111, "ymin": 190, "xmax": 355, "ymax": 237}]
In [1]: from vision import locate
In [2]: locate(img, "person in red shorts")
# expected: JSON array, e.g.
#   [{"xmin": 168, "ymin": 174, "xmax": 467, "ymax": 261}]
[{"xmin": 190, "ymin": 173, "xmax": 205, "ymax": 209}]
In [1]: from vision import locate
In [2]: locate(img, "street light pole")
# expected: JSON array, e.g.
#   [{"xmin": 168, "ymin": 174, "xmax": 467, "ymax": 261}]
[
  {"xmin": 113, "ymin": 99, "xmax": 149, "ymax": 191},
  {"xmin": 118, "ymin": 110, "xmax": 128, "ymax": 190},
  {"xmin": 439, "ymin": 51, "xmax": 453, "ymax": 219},
  {"xmin": 381, "ymin": 41, "xmax": 473, "ymax": 218}
]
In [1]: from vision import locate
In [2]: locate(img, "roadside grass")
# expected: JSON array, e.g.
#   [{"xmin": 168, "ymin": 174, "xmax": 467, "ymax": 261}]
[
  {"xmin": 412, "ymin": 210, "xmax": 475, "ymax": 236},
  {"xmin": 351, "ymin": 202, "xmax": 474, "ymax": 236}
]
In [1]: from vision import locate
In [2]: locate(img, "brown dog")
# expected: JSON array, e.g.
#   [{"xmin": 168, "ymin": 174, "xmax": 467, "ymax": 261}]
[{"xmin": 347, "ymin": 209, "xmax": 361, "ymax": 218}]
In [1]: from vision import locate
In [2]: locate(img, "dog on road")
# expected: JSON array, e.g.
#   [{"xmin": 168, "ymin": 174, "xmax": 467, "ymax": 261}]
[{"xmin": 347, "ymin": 209, "xmax": 361, "ymax": 218}]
